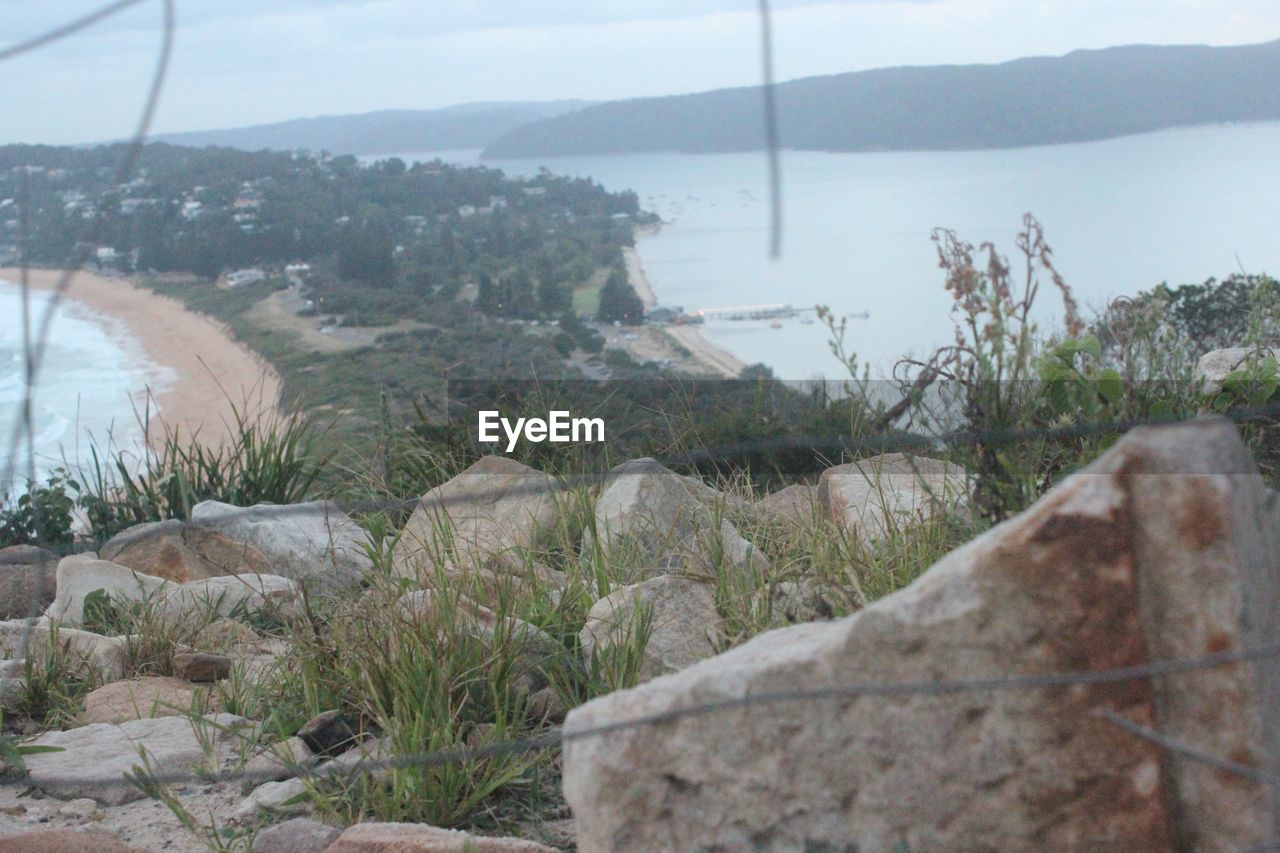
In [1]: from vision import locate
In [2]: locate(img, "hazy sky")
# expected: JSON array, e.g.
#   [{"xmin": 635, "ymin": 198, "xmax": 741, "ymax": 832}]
[{"xmin": 2, "ymin": 0, "xmax": 1279, "ymax": 144}]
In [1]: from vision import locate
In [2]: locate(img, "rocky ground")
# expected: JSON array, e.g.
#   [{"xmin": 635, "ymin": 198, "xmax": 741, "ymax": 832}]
[{"xmin": 0, "ymin": 413, "xmax": 1273, "ymax": 849}]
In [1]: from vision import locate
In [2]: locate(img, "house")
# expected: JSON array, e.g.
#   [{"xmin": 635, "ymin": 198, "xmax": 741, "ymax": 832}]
[
  {"xmin": 458, "ymin": 205, "xmax": 477, "ymax": 218},
  {"xmin": 95, "ymin": 247, "xmax": 118, "ymax": 265},
  {"xmin": 521, "ymin": 187, "xmax": 547, "ymax": 197}
]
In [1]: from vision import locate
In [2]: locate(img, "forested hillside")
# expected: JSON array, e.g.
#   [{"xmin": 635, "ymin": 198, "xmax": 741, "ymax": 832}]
[{"xmin": 482, "ymin": 39, "xmax": 1280, "ymax": 157}]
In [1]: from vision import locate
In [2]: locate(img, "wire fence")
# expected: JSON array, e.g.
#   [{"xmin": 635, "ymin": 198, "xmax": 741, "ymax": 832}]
[{"xmin": 3, "ymin": 2, "xmax": 1280, "ymax": 848}]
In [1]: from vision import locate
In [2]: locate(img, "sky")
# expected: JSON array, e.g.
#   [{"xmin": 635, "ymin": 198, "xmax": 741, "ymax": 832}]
[{"xmin": 1, "ymin": 0, "xmax": 1278, "ymax": 145}]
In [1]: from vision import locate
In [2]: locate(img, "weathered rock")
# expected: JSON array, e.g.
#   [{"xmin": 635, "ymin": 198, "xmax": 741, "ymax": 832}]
[
  {"xmin": 23, "ymin": 713, "xmax": 252, "ymax": 805},
  {"xmin": 393, "ymin": 456, "xmax": 562, "ymax": 579},
  {"xmin": 756, "ymin": 577, "xmax": 836, "ymax": 625},
  {"xmin": 817, "ymin": 453, "xmax": 964, "ymax": 543},
  {"xmin": 324, "ymin": 822, "xmax": 556, "ymax": 852},
  {"xmin": 564, "ymin": 421, "xmax": 1280, "ymax": 850},
  {"xmin": 100, "ymin": 519, "xmax": 273, "ymax": 582},
  {"xmin": 251, "ymin": 817, "xmax": 341, "ymax": 853},
  {"xmin": 80, "ymin": 676, "xmax": 214, "ymax": 725},
  {"xmin": 0, "ymin": 620, "xmax": 127, "ymax": 683},
  {"xmin": 233, "ymin": 778, "xmax": 309, "ymax": 822},
  {"xmin": 172, "ymin": 651, "xmax": 233, "ymax": 682},
  {"xmin": 0, "ymin": 544, "xmax": 58, "ymax": 620},
  {"xmin": 1195, "ymin": 347, "xmax": 1278, "ymax": 396},
  {"xmin": 191, "ymin": 500, "xmax": 372, "ymax": 591},
  {"xmin": 56, "ymin": 797, "xmax": 99, "ymax": 820},
  {"xmin": 580, "ymin": 576, "xmax": 721, "ymax": 683},
  {"xmin": 44, "ymin": 555, "xmax": 166, "ymax": 628},
  {"xmin": 526, "ymin": 686, "xmax": 569, "ymax": 725},
  {"xmin": 296, "ymin": 709, "xmax": 364, "ymax": 757},
  {"xmin": 193, "ymin": 617, "xmax": 263, "ymax": 650},
  {"xmin": 242, "ymin": 736, "xmax": 315, "ymax": 784},
  {"xmin": 156, "ymin": 573, "xmax": 298, "ymax": 622},
  {"xmin": 397, "ymin": 590, "xmax": 566, "ymax": 693},
  {"xmin": 585, "ymin": 458, "xmax": 767, "ymax": 576},
  {"xmin": 759, "ymin": 484, "xmax": 819, "ymax": 527},
  {"xmin": 0, "ymin": 829, "xmax": 145, "ymax": 852}
]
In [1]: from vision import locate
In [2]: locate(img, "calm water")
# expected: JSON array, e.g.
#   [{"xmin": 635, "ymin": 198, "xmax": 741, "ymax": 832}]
[
  {"xmin": 0, "ymin": 282, "xmax": 169, "ymax": 486},
  {"xmin": 412, "ymin": 122, "xmax": 1280, "ymax": 378}
]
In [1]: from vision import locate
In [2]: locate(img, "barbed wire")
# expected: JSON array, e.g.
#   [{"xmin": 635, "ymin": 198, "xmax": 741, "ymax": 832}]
[{"xmin": 20, "ymin": 638, "xmax": 1280, "ymax": 791}]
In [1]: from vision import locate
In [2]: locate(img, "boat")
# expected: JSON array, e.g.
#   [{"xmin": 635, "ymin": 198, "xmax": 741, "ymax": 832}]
[{"xmin": 770, "ymin": 321, "xmax": 783, "ymax": 330}]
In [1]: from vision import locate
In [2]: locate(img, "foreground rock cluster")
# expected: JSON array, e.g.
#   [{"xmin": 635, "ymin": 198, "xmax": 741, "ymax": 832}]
[
  {"xmin": 564, "ymin": 420, "xmax": 1280, "ymax": 850},
  {"xmin": 2, "ymin": 422, "xmax": 1270, "ymax": 849}
]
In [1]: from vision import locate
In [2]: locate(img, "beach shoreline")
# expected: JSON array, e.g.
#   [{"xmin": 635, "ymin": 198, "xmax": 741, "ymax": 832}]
[
  {"xmin": 0, "ymin": 268, "xmax": 281, "ymax": 451},
  {"xmin": 625, "ymin": 229, "xmax": 747, "ymax": 378}
]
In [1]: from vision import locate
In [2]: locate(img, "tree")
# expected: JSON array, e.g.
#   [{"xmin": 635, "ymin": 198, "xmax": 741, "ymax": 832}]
[{"xmin": 596, "ymin": 268, "xmax": 645, "ymax": 325}]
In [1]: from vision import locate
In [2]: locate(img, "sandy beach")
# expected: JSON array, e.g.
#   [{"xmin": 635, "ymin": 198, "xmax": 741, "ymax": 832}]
[
  {"xmin": 0, "ymin": 268, "xmax": 281, "ymax": 449},
  {"xmin": 624, "ymin": 237, "xmax": 747, "ymax": 378}
]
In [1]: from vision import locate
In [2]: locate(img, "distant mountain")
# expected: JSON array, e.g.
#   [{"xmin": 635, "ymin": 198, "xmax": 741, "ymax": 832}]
[
  {"xmin": 482, "ymin": 40, "xmax": 1280, "ymax": 158},
  {"xmin": 153, "ymin": 101, "xmax": 597, "ymax": 156}
]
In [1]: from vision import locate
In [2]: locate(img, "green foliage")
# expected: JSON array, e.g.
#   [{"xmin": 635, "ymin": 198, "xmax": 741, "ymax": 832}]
[
  {"xmin": 596, "ymin": 268, "xmax": 644, "ymax": 325},
  {"xmin": 0, "ymin": 473, "xmax": 76, "ymax": 549},
  {"xmin": 73, "ymin": 399, "xmax": 326, "ymax": 541}
]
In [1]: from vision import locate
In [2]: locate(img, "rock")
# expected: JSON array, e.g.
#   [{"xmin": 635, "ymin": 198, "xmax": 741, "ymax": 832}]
[
  {"xmin": 156, "ymin": 574, "xmax": 298, "ymax": 622},
  {"xmin": 43, "ymin": 556, "xmax": 166, "ymax": 629},
  {"xmin": 23, "ymin": 713, "xmax": 252, "ymax": 805},
  {"xmin": 816, "ymin": 453, "xmax": 964, "ymax": 542},
  {"xmin": 585, "ymin": 458, "xmax": 767, "ymax": 576},
  {"xmin": 526, "ymin": 686, "xmax": 569, "ymax": 725},
  {"xmin": 80, "ymin": 677, "xmax": 214, "ymax": 725},
  {"xmin": 312, "ymin": 736, "xmax": 390, "ymax": 783},
  {"xmin": 193, "ymin": 617, "xmax": 262, "ymax": 650},
  {"xmin": 563, "ymin": 420, "xmax": 1280, "ymax": 850},
  {"xmin": 172, "ymin": 651, "xmax": 233, "ymax": 682},
  {"xmin": 393, "ymin": 456, "xmax": 562, "ymax": 579},
  {"xmin": 251, "ymin": 817, "xmax": 341, "ymax": 853},
  {"xmin": 242, "ymin": 737, "xmax": 315, "ymax": 784},
  {"xmin": 56, "ymin": 798, "xmax": 98, "ymax": 820},
  {"xmin": 757, "ymin": 577, "xmax": 835, "ymax": 625},
  {"xmin": 759, "ymin": 484, "xmax": 819, "ymax": 527},
  {"xmin": 0, "ymin": 545, "xmax": 58, "ymax": 620},
  {"xmin": 0, "ymin": 620, "xmax": 127, "ymax": 683},
  {"xmin": 0, "ymin": 829, "xmax": 145, "ymax": 852},
  {"xmin": 397, "ymin": 590, "xmax": 566, "ymax": 693},
  {"xmin": 580, "ymin": 576, "xmax": 721, "ymax": 683},
  {"xmin": 324, "ymin": 822, "xmax": 556, "ymax": 852},
  {"xmin": 191, "ymin": 500, "xmax": 372, "ymax": 591},
  {"xmin": 100, "ymin": 519, "xmax": 272, "ymax": 582},
  {"xmin": 1195, "ymin": 347, "xmax": 1278, "ymax": 396},
  {"xmin": 296, "ymin": 709, "xmax": 364, "ymax": 757},
  {"xmin": 233, "ymin": 778, "xmax": 309, "ymax": 822}
]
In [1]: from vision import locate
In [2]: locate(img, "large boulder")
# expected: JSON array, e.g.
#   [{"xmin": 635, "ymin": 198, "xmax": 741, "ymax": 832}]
[
  {"xmin": 80, "ymin": 676, "xmax": 215, "ymax": 725},
  {"xmin": 564, "ymin": 420, "xmax": 1280, "ymax": 850},
  {"xmin": 100, "ymin": 519, "xmax": 272, "ymax": 582},
  {"xmin": 759, "ymin": 484, "xmax": 819, "ymax": 527},
  {"xmin": 23, "ymin": 713, "xmax": 253, "ymax": 805},
  {"xmin": 191, "ymin": 500, "xmax": 372, "ymax": 591},
  {"xmin": 393, "ymin": 456, "xmax": 562, "ymax": 579},
  {"xmin": 44, "ymin": 555, "xmax": 166, "ymax": 628},
  {"xmin": 0, "ymin": 620, "xmax": 127, "ymax": 684},
  {"xmin": 155, "ymin": 573, "xmax": 298, "ymax": 622},
  {"xmin": 0, "ymin": 829, "xmax": 145, "ymax": 852},
  {"xmin": 585, "ymin": 458, "xmax": 767, "ymax": 576},
  {"xmin": 817, "ymin": 453, "xmax": 964, "ymax": 543},
  {"xmin": 324, "ymin": 822, "xmax": 556, "ymax": 852},
  {"xmin": 0, "ymin": 544, "xmax": 58, "ymax": 620},
  {"xmin": 580, "ymin": 576, "xmax": 721, "ymax": 683},
  {"xmin": 1195, "ymin": 347, "xmax": 1278, "ymax": 396}
]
